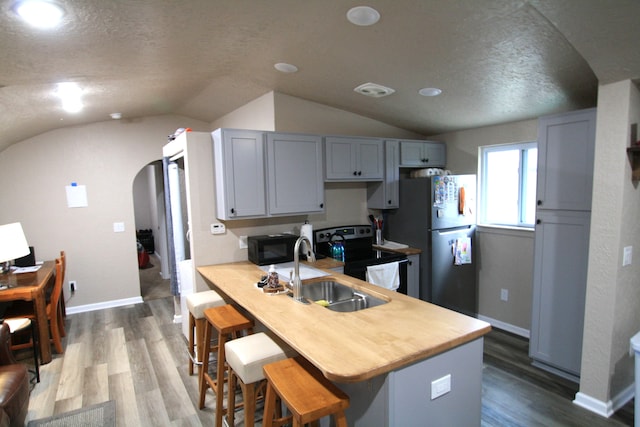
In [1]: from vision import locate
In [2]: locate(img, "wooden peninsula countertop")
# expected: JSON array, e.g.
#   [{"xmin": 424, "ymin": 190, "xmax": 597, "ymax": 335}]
[{"xmin": 197, "ymin": 261, "xmax": 490, "ymax": 383}]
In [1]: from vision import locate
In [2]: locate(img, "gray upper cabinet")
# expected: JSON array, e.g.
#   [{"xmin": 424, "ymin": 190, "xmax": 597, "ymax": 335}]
[
  {"xmin": 399, "ymin": 140, "xmax": 446, "ymax": 167},
  {"xmin": 325, "ymin": 136, "xmax": 384, "ymax": 181},
  {"xmin": 267, "ymin": 133, "xmax": 324, "ymax": 215},
  {"xmin": 367, "ymin": 140, "xmax": 400, "ymax": 209},
  {"xmin": 536, "ymin": 108, "xmax": 596, "ymax": 211},
  {"xmin": 213, "ymin": 128, "xmax": 267, "ymax": 220},
  {"xmin": 213, "ymin": 129, "xmax": 324, "ymax": 220}
]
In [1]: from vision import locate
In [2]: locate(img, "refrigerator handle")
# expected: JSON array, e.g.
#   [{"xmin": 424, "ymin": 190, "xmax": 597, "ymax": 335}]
[{"xmin": 434, "ymin": 226, "xmax": 472, "ymax": 236}]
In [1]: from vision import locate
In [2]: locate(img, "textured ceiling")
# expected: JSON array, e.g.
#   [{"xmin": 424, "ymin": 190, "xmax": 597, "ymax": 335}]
[{"xmin": 1, "ymin": 0, "xmax": 639, "ymax": 152}]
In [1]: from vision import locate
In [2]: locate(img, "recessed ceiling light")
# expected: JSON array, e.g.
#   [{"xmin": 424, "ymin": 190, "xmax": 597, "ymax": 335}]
[
  {"xmin": 110, "ymin": 113, "xmax": 122, "ymax": 120},
  {"xmin": 418, "ymin": 87, "xmax": 443, "ymax": 97},
  {"xmin": 346, "ymin": 6, "xmax": 380, "ymax": 26},
  {"xmin": 354, "ymin": 82, "xmax": 395, "ymax": 98},
  {"xmin": 13, "ymin": 0, "xmax": 65, "ymax": 29},
  {"xmin": 56, "ymin": 82, "xmax": 83, "ymax": 113},
  {"xmin": 274, "ymin": 63, "xmax": 298, "ymax": 73}
]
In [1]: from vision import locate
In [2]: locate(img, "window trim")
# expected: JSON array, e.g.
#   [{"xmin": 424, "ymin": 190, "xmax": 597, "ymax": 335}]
[{"xmin": 478, "ymin": 141, "xmax": 537, "ymax": 229}]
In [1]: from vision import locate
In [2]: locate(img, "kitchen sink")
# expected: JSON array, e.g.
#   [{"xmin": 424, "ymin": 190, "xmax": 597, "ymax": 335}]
[{"xmin": 292, "ymin": 279, "xmax": 388, "ymax": 312}]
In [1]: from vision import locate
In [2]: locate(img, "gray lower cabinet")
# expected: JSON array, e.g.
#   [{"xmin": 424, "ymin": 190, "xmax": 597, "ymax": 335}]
[
  {"xmin": 367, "ymin": 140, "xmax": 399, "ymax": 209},
  {"xmin": 406, "ymin": 253, "xmax": 420, "ymax": 299},
  {"xmin": 399, "ymin": 140, "xmax": 446, "ymax": 168},
  {"xmin": 213, "ymin": 129, "xmax": 324, "ymax": 220},
  {"xmin": 337, "ymin": 338, "xmax": 484, "ymax": 426},
  {"xmin": 530, "ymin": 210, "xmax": 590, "ymax": 379},
  {"xmin": 325, "ymin": 136, "xmax": 384, "ymax": 181}
]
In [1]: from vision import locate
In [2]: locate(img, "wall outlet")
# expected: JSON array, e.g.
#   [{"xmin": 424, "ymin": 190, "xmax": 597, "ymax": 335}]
[
  {"xmin": 500, "ymin": 288, "xmax": 508, "ymax": 301},
  {"xmin": 239, "ymin": 235, "xmax": 248, "ymax": 249},
  {"xmin": 69, "ymin": 280, "xmax": 77, "ymax": 292},
  {"xmin": 431, "ymin": 374, "xmax": 451, "ymax": 400},
  {"xmin": 210, "ymin": 223, "xmax": 226, "ymax": 235}
]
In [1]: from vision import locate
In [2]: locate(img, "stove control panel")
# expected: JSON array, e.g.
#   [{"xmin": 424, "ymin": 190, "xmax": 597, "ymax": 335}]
[{"xmin": 314, "ymin": 225, "xmax": 373, "ymax": 243}]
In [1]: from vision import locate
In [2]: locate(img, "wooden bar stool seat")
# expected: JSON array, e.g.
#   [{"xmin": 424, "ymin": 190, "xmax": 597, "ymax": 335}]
[
  {"xmin": 186, "ymin": 290, "xmax": 225, "ymax": 376},
  {"xmin": 225, "ymin": 332, "xmax": 297, "ymax": 427},
  {"xmin": 262, "ymin": 356, "xmax": 350, "ymax": 427},
  {"xmin": 199, "ymin": 304, "xmax": 254, "ymax": 427}
]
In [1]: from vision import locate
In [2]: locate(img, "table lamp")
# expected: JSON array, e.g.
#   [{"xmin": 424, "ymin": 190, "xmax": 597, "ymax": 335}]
[{"xmin": 0, "ymin": 222, "xmax": 30, "ymax": 274}]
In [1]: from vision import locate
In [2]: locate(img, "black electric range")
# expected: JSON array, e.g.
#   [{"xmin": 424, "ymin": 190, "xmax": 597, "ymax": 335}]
[{"xmin": 314, "ymin": 225, "xmax": 408, "ymax": 294}]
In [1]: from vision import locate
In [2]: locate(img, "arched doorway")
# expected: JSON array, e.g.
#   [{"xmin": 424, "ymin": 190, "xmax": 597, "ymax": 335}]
[{"xmin": 132, "ymin": 160, "xmax": 172, "ymax": 300}]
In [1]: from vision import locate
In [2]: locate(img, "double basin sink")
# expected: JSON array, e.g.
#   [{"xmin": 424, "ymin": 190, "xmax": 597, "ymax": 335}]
[{"xmin": 290, "ymin": 279, "xmax": 388, "ymax": 312}]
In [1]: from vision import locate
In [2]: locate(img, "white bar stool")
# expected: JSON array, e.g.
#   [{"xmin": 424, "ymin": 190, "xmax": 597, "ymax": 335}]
[
  {"xmin": 186, "ymin": 290, "xmax": 225, "ymax": 376},
  {"xmin": 225, "ymin": 332, "xmax": 297, "ymax": 427}
]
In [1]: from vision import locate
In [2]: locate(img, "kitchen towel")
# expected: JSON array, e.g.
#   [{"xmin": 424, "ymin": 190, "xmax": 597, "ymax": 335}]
[
  {"xmin": 454, "ymin": 237, "xmax": 472, "ymax": 265},
  {"xmin": 366, "ymin": 262, "xmax": 400, "ymax": 291}
]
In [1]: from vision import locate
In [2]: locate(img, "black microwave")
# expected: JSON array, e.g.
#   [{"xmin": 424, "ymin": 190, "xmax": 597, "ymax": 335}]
[{"xmin": 248, "ymin": 234, "xmax": 299, "ymax": 266}]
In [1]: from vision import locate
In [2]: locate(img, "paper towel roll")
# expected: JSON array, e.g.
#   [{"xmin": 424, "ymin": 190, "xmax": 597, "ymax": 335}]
[{"xmin": 301, "ymin": 222, "xmax": 313, "ymax": 253}]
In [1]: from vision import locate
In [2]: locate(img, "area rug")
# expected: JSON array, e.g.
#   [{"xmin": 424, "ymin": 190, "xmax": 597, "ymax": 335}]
[{"xmin": 27, "ymin": 400, "xmax": 116, "ymax": 427}]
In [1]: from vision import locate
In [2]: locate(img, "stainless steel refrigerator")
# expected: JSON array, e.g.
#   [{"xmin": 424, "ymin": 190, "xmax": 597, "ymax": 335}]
[{"xmin": 385, "ymin": 175, "xmax": 477, "ymax": 316}]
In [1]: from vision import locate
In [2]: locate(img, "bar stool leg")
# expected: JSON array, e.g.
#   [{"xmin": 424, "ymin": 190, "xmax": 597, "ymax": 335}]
[
  {"xmin": 198, "ymin": 319, "xmax": 214, "ymax": 410},
  {"xmin": 263, "ymin": 382, "xmax": 277, "ymax": 427},
  {"xmin": 213, "ymin": 331, "xmax": 228, "ymax": 427},
  {"xmin": 188, "ymin": 312, "xmax": 196, "ymax": 376}
]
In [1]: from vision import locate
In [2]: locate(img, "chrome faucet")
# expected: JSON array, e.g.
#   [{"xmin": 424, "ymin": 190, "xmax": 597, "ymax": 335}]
[{"xmin": 292, "ymin": 235, "xmax": 316, "ymax": 302}]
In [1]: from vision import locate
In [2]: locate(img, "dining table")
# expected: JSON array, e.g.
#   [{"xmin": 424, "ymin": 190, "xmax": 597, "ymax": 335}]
[{"xmin": 0, "ymin": 260, "xmax": 55, "ymax": 364}]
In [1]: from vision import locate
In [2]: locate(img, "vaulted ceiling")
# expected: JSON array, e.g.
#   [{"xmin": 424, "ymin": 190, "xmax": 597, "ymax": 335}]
[{"xmin": 1, "ymin": 0, "xmax": 639, "ymax": 152}]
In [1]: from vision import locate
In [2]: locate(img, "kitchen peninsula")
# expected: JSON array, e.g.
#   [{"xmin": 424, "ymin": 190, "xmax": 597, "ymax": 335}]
[{"xmin": 198, "ymin": 261, "xmax": 490, "ymax": 426}]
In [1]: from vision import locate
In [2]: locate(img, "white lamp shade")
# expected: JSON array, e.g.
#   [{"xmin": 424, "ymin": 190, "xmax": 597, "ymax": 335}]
[{"xmin": 0, "ymin": 222, "xmax": 30, "ymax": 264}]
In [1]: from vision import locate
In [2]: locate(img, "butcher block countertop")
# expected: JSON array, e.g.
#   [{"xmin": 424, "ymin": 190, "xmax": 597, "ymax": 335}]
[{"xmin": 197, "ymin": 261, "xmax": 490, "ymax": 383}]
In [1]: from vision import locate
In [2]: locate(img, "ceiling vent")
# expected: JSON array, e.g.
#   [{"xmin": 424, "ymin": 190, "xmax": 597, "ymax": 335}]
[{"xmin": 354, "ymin": 82, "xmax": 395, "ymax": 98}]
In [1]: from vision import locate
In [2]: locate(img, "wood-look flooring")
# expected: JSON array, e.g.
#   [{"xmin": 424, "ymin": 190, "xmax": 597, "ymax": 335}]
[{"xmin": 20, "ymin": 295, "xmax": 634, "ymax": 426}]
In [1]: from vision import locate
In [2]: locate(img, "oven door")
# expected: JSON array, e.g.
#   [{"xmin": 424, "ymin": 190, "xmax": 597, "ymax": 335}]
[{"xmin": 344, "ymin": 255, "xmax": 408, "ymax": 295}]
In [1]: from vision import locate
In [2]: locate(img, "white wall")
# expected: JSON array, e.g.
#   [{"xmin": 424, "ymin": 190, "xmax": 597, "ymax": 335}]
[
  {"xmin": 0, "ymin": 115, "xmax": 209, "ymax": 308},
  {"xmin": 431, "ymin": 119, "xmax": 538, "ymax": 332},
  {"xmin": 577, "ymin": 80, "xmax": 640, "ymax": 411}
]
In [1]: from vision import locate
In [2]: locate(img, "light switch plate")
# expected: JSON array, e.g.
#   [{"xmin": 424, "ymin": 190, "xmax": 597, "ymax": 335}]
[
  {"xmin": 113, "ymin": 222, "xmax": 125, "ymax": 233},
  {"xmin": 623, "ymin": 246, "xmax": 633, "ymax": 266}
]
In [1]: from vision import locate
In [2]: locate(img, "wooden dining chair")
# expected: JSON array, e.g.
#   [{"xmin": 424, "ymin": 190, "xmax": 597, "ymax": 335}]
[
  {"xmin": 4, "ymin": 258, "xmax": 64, "ymax": 354},
  {"xmin": 57, "ymin": 251, "xmax": 66, "ymax": 337}
]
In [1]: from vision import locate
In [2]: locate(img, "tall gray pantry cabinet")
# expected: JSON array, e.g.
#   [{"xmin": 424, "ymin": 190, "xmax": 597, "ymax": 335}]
[{"xmin": 529, "ymin": 108, "xmax": 596, "ymax": 380}]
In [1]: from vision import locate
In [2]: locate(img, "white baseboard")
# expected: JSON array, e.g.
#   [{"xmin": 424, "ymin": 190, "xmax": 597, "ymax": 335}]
[
  {"xmin": 573, "ymin": 392, "xmax": 614, "ymax": 417},
  {"xmin": 65, "ymin": 296, "xmax": 144, "ymax": 315},
  {"xmin": 477, "ymin": 314, "xmax": 530, "ymax": 338},
  {"xmin": 573, "ymin": 383, "xmax": 635, "ymax": 418}
]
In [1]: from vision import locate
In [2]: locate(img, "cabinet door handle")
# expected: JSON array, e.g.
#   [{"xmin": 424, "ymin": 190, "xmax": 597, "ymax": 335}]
[
  {"xmin": 536, "ymin": 219, "xmax": 541, "ymax": 224},
  {"xmin": 358, "ymin": 171, "xmax": 362, "ymax": 176},
  {"xmin": 353, "ymin": 171, "xmax": 358, "ymax": 176},
  {"xmin": 537, "ymin": 200, "xmax": 542, "ymax": 206},
  {"xmin": 319, "ymin": 203, "xmax": 324, "ymax": 208},
  {"xmin": 230, "ymin": 208, "xmax": 235, "ymax": 214},
  {"xmin": 387, "ymin": 200, "xmax": 392, "ymax": 205}
]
